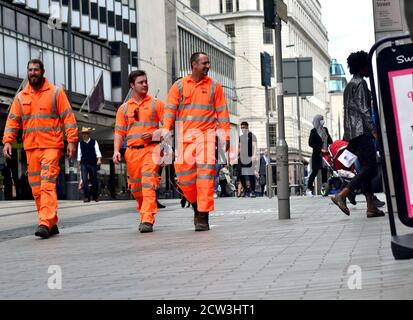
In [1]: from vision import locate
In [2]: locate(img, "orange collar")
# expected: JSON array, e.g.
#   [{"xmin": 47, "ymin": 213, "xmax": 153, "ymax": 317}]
[
  {"xmin": 129, "ymin": 95, "xmax": 151, "ymax": 107},
  {"xmin": 22, "ymin": 78, "xmax": 52, "ymax": 95}
]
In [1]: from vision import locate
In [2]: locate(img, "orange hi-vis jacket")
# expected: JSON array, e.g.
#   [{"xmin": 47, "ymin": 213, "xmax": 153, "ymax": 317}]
[
  {"xmin": 115, "ymin": 95, "xmax": 164, "ymax": 146},
  {"xmin": 3, "ymin": 79, "xmax": 78, "ymax": 150},
  {"xmin": 163, "ymin": 76, "xmax": 230, "ymax": 140}
]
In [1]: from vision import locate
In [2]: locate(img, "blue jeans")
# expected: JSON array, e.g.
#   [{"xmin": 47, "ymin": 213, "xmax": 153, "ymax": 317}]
[{"xmin": 81, "ymin": 164, "xmax": 99, "ymax": 199}]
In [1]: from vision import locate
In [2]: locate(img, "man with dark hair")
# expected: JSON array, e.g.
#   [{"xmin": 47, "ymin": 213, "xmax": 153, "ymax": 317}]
[
  {"xmin": 113, "ymin": 70, "xmax": 164, "ymax": 233},
  {"xmin": 238, "ymin": 122, "xmax": 258, "ymax": 197},
  {"xmin": 3, "ymin": 59, "xmax": 78, "ymax": 238},
  {"xmin": 331, "ymin": 51, "xmax": 384, "ymax": 218},
  {"xmin": 154, "ymin": 52, "xmax": 230, "ymax": 231}
]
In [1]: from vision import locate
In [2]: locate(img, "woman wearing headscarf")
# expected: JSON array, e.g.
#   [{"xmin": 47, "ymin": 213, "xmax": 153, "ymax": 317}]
[{"xmin": 306, "ymin": 115, "xmax": 332, "ymax": 196}]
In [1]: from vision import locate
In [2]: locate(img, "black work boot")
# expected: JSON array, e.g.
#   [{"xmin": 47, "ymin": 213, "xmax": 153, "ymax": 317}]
[
  {"xmin": 192, "ymin": 203, "xmax": 210, "ymax": 231},
  {"xmin": 35, "ymin": 225, "xmax": 50, "ymax": 239},
  {"xmin": 139, "ymin": 222, "xmax": 153, "ymax": 233},
  {"xmin": 50, "ymin": 225, "xmax": 60, "ymax": 236}
]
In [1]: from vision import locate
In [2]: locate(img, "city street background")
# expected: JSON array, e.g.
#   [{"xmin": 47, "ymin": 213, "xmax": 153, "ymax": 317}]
[{"xmin": 1, "ymin": 194, "xmax": 413, "ymax": 300}]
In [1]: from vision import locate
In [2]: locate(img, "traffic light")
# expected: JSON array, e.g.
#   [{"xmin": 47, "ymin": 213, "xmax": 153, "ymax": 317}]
[
  {"xmin": 264, "ymin": 0, "xmax": 276, "ymax": 29},
  {"xmin": 261, "ymin": 52, "xmax": 272, "ymax": 87}
]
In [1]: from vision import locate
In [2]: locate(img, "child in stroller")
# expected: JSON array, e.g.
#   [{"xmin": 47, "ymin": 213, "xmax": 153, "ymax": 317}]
[{"xmin": 321, "ymin": 140, "xmax": 358, "ymax": 203}]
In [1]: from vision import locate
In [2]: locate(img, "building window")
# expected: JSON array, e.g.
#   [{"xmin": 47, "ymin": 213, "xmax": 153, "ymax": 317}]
[
  {"xmin": 225, "ymin": 24, "xmax": 235, "ymax": 38},
  {"xmin": 270, "ymin": 55, "xmax": 275, "ymax": 77},
  {"xmin": 219, "ymin": 0, "xmax": 223, "ymax": 13},
  {"xmin": 53, "ymin": 29, "xmax": 63, "ymax": 48},
  {"xmin": 84, "ymin": 40, "xmax": 93, "ymax": 59},
  {"xmin": 263, "ymin": 24, "xmax": 273, "ymax": 44},
  {"xmin": 236, "ymin": 0, "xmax": 239, "ymax": 11},
  {"xmin": 99, "ymin": 7, "xmax": 107, "ymax": 23},
  {"xmin": 16, "ymin": 13, "xmax": 28, "ymax": 35},
  {"xmin": 42, "ymin": 22, "xmax": 52, "ymax": 44},
  {"xmin": 3, "ymin": 7, "xmax": 15, "ymax": 30},
  {"xmin": 29, "ymin": 18, "xmax": 41, "ymax": 40},
  {"xmin": 257, "ymin": 0, "xmax": 260, "ymax": 11},
  {"xmin": 74, "ymin": 36, "xmax": 83, "ymax": 55},
  {"xmin": 91, "ymin": 2, "xmax": 98, "ymax": 19},
  {"xmin": 93, "ymin": 43, "xmax": 101, "ymax": 61},
  {"xmin": 81, "ymin": 0, "xmax": 89, "ymax": 14},
  {"xmin": 190, "ymin": 0, "xmax": 200, "ymax": 13},
  {"xmin": 269, "ymin": 123, "xmax": 277, "ymax": 148},
  {"xmin": 226, "ymin": 0, "xmax": 233, "ymax": 13}
]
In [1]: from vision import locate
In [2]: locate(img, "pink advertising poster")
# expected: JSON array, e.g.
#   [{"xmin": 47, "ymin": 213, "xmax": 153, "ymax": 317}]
[{"xmin": 388, "ymin": 69, "xmax": 413, "ymax": 219}]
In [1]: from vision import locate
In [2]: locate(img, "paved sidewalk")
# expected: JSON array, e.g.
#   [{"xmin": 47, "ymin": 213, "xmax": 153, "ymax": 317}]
[{"xmin": 1, "ymin": 194, "xmax": 413, "ymax": 300}]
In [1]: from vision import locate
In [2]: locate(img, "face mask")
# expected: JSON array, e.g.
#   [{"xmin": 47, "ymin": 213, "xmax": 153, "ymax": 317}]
[
  {"xmin": 242, "ymin": 129, "xmax": 248, "ymax": 134},
  {"xmin": 320, "ymin": 120, "xmax": 325, "ymax": 126}
]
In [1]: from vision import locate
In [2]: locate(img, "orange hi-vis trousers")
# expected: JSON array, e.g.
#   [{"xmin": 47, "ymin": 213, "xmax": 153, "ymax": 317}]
[
  {"xmin": 125, "ymin": 144, "xmax": 160, "ymax": 224},
  {"xmin": 26, "ymin": 148, "xmax": 62, "ymax": 229},
  {"xmin": 175, "ymin": 139, "xmax": 216, "ymax": 213}
]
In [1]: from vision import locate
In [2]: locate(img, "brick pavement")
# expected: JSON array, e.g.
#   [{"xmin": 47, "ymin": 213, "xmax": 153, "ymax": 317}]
[{"xmin": 1, "ymin": 195, "xmax": 413, "ymax": 300}]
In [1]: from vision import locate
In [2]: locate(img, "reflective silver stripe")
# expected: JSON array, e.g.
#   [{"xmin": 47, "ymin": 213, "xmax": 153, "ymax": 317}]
[
  {"xmin": 210, "ymin": 80, "xmax": 217, "ymax": 105},
  {"xmin": 60, "ymin": 108, "xmax": 73, "ymax": 118},
  {"xmin": 41, "ymin": 165, "xmax": 49, "ymax": 170},
  {"xmin": 17, "ymin": 93, "xmax": 24, "ymax": 119},
  {"xmin": 4, "ymin": 128, "xmax": 19, "ymax": 134},
  {"xmin": 28, "ymin": 171, "xmax": 41, "ymax": 177},
  {"xmin": 165, "ymin": 104, "xmax": 178, "ymax": 111},
  {"xmin": 126, "ymin": 134, "xmax": 144, "ymax": 140},
  {"xmin": 197, "ymin": 164, "xmax": 215, "ymax": 170},
  {"xmin": 142, "ymin": 183, "xmax": 154, "ymax": 189},
  {"xmin": 23, "ymin": 126, "xmax": 64, "ymax": 134},
  {"xmin": 176, "ymin": 168, "xmax": 197, "ymax": 177},
  {"xmin": 131, "ymin": 187, "xmax": 142, "ymax": 193},
  {"xmin": 177, "ymin": 116, "xmax": 216, "ymax": 122},
  {"xmin": 30, "ymin": 181, "xmax": 41, "ymax": 187},
  {"xmin": 129, "ymin": 178, "xmax": 142, "ymax": 183},
  {"xmin": 216, "ymin": 105, "xmax": 227, "ymax": 113},
  {"xmin": 180, "ymin": 104, "xmax": 215, "ymax": 111},
  {"xmin": 177, "ymin": 79, "xmax": 183, "ymax": 111},
  {"xmin": 121, "ymin": 103, "xmax": 128, "ymax": 122},
  {"xmin": 164, "ymin": 113, "xmax": 176, "ymax": 119},
  {"xmin": 51, "ymin": 86, "xmax": 60, "ymax": 117},
  {"xmin": 217, "ymin": 117, "xmax": 230, "ymax": 123},
  {"xmin": 151, "ymin": 97, "xmax": 156, "ymax": 123},
  {"xmin": 64, "ymin": 123, "xmax": 78, "ymax": 129},
  {"xmin": 128, "ymin": 122, "xmax": 158, "ymax": 128},
  {"xmin": 41, "ymin": 176, "xmax": 57, "ymax": 182},
  {"xmin": 142, "ymin": 172, "xmax": 155, "ymax": 177},
  {"xmin": 115, "ymin": 125, "xmax": 127, "ymax": 131},
  {"xmin": 198, "ymin": 174, "xmax": 215, "ymax": 180},
  {"xmin": 8, "ymin": 113, "xmax": 21, "ymax": 122},
  {"xmin": 22, "ymin": 114, "xmax": 56, "ymax": 121},
  {"xmin": 178, "ymin": 179, "xmax": 196, "ymax": 186}
]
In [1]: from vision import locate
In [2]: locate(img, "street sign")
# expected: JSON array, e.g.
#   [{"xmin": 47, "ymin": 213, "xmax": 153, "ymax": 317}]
[
  {"xmin": 377, "ymin": 42, "xmax": 413, "ymax": 227},
  {"xmin": 261, "ymin": 52, "xmax": 272, "ymax": 87},
  {"xmin": 276, "ymin": 0, "xmax": 288, "ymax": 23},
  {"xmin": 282, "ymin": 57, "xmax": 313, "ymax": 97}
]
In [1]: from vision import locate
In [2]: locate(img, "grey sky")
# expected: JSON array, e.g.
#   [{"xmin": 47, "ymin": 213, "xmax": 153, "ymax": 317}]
[{"xmin": 319, "ymin": 0, "xmax": 375, "ymax": 77}]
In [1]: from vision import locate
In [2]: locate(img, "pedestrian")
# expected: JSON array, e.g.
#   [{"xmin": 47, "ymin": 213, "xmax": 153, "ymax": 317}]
[
  {"xmin": 258, "ymin": 151, "xmax": 271, "ymax": 196},
  {"xmin": 77, "ymin": 127, "xmax": 102, "ymax": 202},
  {"xmin": 154, "ymin": 52, "xmax": 230, "ymax": 231},
  {"xmin": 306, "ymin": 115, "xmax": 332, "ymax": 196},
  {"xmin": 218, "ymin": 164, "xmax": 231, "ymax": 197},
  {"xmin": 331, "ymin": 51, "xmax": 385, "ymax": 218},
  {"xmin": 2, "ymin": 59, "xmax": 78, "ymax": 238},
  {"xmin": 113, "ymin": 70, "xmax": 164, "ymax": 233},
  {"xmin": 238, "ymin": 122, "xmax": 258, "ymax": 198}
]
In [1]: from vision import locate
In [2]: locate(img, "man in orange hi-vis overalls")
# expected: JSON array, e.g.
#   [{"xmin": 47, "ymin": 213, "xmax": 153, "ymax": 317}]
[
  {"xmin": 2, "ymin": 59, "xmax": 78, "ymax": 239},
  {"xmin": 113, "ymin": 70, "xmax": 164, "ymax": 233},
  {"xmin": 154, "ymin": 52, "xmax": 230, "ymax": 232}
]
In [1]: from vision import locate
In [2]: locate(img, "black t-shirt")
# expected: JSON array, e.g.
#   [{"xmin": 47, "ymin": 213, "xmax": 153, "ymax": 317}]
[{"xmin": 239, "ymin": 132, "xmax": 257, "ymax": 167}]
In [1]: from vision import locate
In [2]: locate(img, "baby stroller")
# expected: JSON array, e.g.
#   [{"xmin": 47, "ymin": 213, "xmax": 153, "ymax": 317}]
[{"xmin": 321, "ymin": 140, "xmax": 357, "ymax": 197}]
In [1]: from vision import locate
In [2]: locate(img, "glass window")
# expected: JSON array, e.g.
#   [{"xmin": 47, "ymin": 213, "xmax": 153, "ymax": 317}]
[
  {"xmin": 226, "ymin": 0, "xmax": 233, "ymax": 12},
  {"xmin": 99, "ymin": 7, "xmax": 107, "ymax": 23},
  {"xmin": 116, "ymin": 15, "xmax": 122, "ymax": 31},
  {"xmin": 82, "ymin": 0, "xmax": 89, "ymax": 14},
  {"xmin": 219, "ymin": 0, "xmax": 223, "ymax": 13},
  {"xmin": 91, "ymin": 2, "xmax": 98, "ymax": 19},
  {"xmin": 123, "ymin": 19, "xmax": 129, "ymax": 34},
  {"xmin": 54, "ymin": 53, "xmax": 65, "ymax": 87},
  {"xmin": 75, "ymin": 60, "xmax": 85, "ymax": 94},
  {"xmin": 224, "ymin": 24, "xmax": 235, "ymax": 38},
  {"xmin": 263, "ymin": 24, "xmax": 273, "ymax": 44},
  {"xmin": 130, "ymin": 22, "xmax": 137, "ymax": 38},
  {"xmin": 84, "ymin": 40, "xmax": 93, "ymax": 58},
  {"xmin": 108, "ymin": 11, "xmax": 115, "ymax": 27},
  {"xmin": 73, "ymin": 0, "xmax": 80, "ymax": 10},
  {"xmin": 53, "ymin": 29, "xmax": 63, "ymax": 48},
  {"xmin": 29, "ymin": 18, "xmax": 41, "ymax": 40},
  {"xmin": 42, "ymin": 23, "xmax": 52, "ymax": 44},
  {"xmin": 129, "ymin": 0, "xmax": 135, "ymax": 9},
  {"xmin": 3, "ymin": 6, "xmax": 15, "ymax": 30},
  {"xmin": 269, "ymin": 123, "xmax": 277, "ymax": 147},
  {"xmin": 74, "ymin": 36, "xmax": 83, "ymax": 55},
  {"xmin": 236, "ymin": 0, "xmax": 239, "ymax": 11},
  {"xmin": 16, "ymin": 13, "xmax": 29, "ymax": 35},
  {"xmin": 102, "ymin": 47, "xmax": 110, "ymax": 65},
  {"xmin": 5, "ymin": 36, "xmax": 17, "ymax": 77},
  {"xmin": 93, "ymin": 43, "xmax": 101, "ymax": 61},
  {"xmin": 0, "ymin": 34, "xmax": 3, "ymax": 74},
  {"xmin": 190, "ymin": 0, "xmax": 200, "ymax": 13},
  {"xmin": 18, "ymin": 40, "xmax": 30, "ymax": 79}
]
